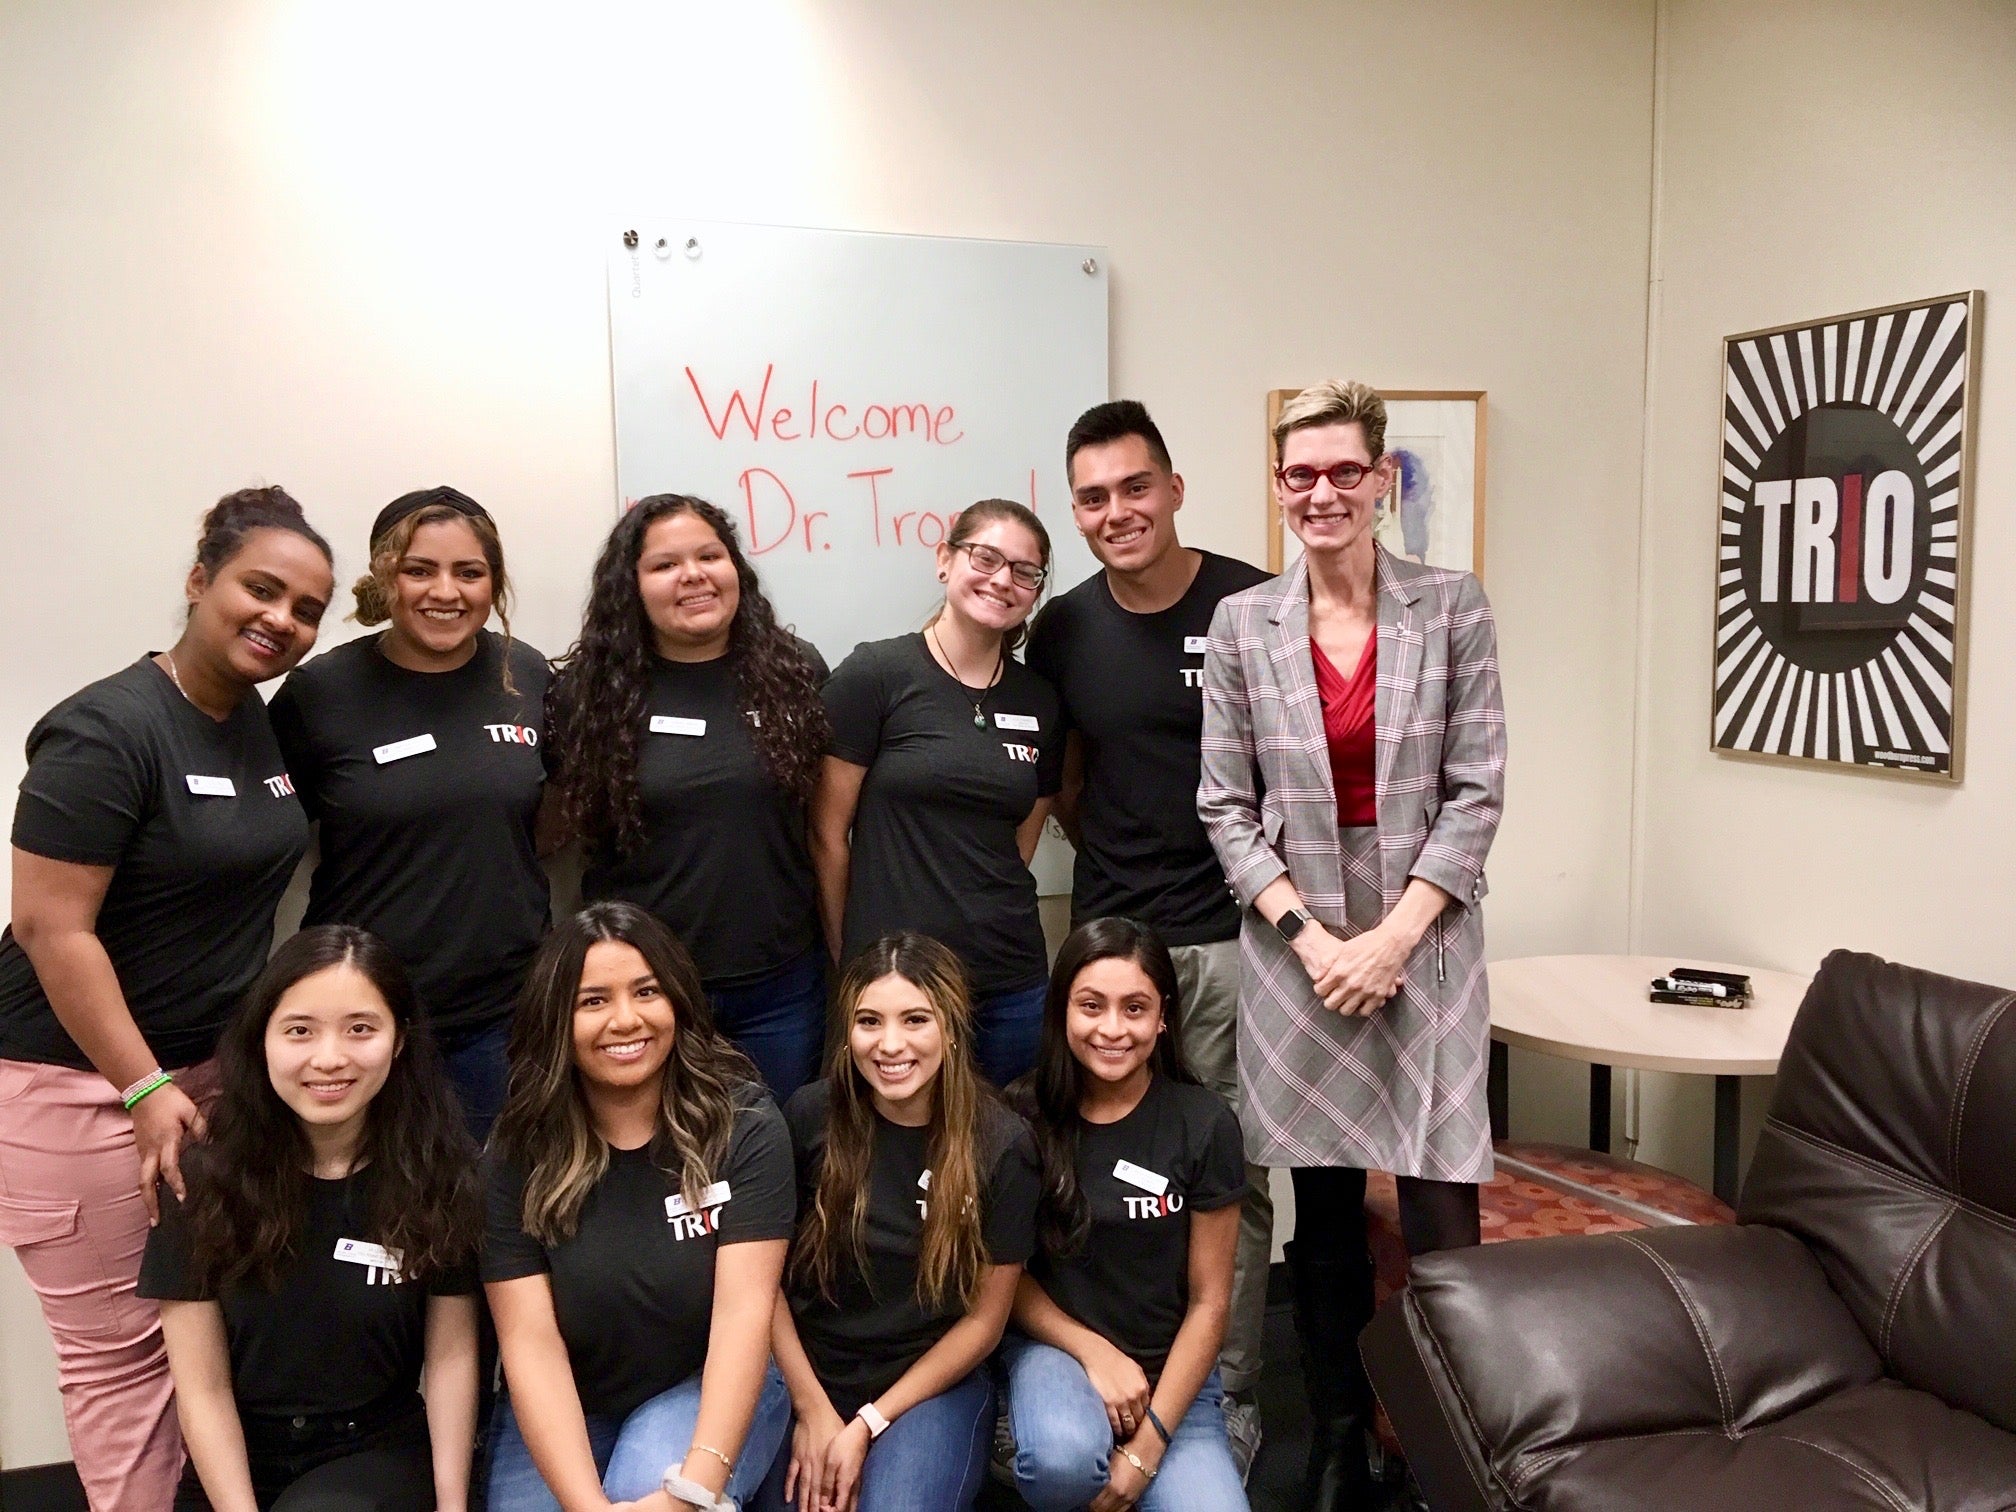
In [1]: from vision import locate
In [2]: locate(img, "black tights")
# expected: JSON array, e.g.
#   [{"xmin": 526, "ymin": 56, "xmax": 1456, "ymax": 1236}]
[{"xmin": 1290, "ymin": 1165, "xmax": 1480, "ymax": 1263}]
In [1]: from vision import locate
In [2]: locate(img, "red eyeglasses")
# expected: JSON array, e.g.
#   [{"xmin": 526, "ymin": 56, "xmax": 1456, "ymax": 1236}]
[{"xmin": 1275, "ymin": 459, "xmax": 1382, "ymax": 493}]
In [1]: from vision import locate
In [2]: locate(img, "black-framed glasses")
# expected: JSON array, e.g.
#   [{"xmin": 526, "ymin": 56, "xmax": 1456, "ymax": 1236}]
[
  {"xmin": 1275, "ymin": 459, "xmax": 1382, "ymax": 493},
  {"xmin": 954, "ymin": 541, "xmax": 1047, "ymax": 590}
]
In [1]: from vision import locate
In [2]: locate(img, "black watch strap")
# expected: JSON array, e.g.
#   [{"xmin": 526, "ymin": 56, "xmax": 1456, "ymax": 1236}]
[{"xmin": 1274, "ymin": 907, "xmax": 1311, "ymax": 943}]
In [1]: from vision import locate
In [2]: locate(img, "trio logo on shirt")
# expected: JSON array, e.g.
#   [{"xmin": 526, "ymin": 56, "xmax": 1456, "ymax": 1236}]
[
  {"xmin": 663, "ymin": 1181, "xmax": 732, "ymax": 1241},
  {"xmin": 915, "ymin": 1168, "xmax": 932, "ymax": 1221},
  {"xmin": 263, "ymin": 773, "xmax": 295, "ymax": 798},
  {"xmin": 333, "ymin": 1238, "xmax": 406, "ymax": 1286},
  {"xmin": 1001, "ymin": 743, "xmax": 1040, "ymax": 765},
  {"xmin": 485, "ymin": 723, "xmax": 539, "ymax": 747},
  {"xmin": 1114, "ymin": 1160, "xmax": 1183, "ymax": 1220}
]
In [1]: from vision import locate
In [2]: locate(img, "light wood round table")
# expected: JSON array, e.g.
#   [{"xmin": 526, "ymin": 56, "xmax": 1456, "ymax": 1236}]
[{"xmin": 1485, "ymin": 954, "xmax": 1812, "ymax": 1204}]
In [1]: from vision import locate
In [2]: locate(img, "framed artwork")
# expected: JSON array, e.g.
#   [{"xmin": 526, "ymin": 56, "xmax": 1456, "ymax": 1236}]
[
  {"xmin": 1267, "ymin": 389, "xmax": 1487, "ymax": 579},
  {"xmin": 1712, "ymin": 291, "xmax": 1982, "ymax": 781}
]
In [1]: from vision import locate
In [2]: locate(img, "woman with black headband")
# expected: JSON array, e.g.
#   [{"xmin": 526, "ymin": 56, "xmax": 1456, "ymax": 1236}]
[{"xmin": 270, "ymin": 487, "xmax": 549, "ymax": 1140}]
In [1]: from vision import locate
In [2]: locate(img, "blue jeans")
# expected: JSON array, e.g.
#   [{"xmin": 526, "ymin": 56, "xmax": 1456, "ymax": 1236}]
[
  {"xmin": 753, "ymin": 1368, "xmax": 994, "ymax": 1512},
  {"xmin": 440, "ymin": 1021, "xmax": 511, "ymax": 1145},
  {"xmin": 488, "ymin": 1365, "xmax": 791, "ymax": 1511},
  {"xmin": 708, "ymin": 949, "xmax": 828, "ymax": 1102},
  {"xmin": 973, "ymin": 979, "xmax": 1047, "ymax": 1087},
  {"xmin": 1001, "ymin": 1336, "xmax": 1249, "ymax": 1512}
]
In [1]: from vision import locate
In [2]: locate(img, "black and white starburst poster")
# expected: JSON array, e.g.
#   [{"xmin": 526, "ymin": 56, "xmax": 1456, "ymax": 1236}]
[{"xmin": 1714, "ymin": 292, "xmax": 1982, "ymax": 780}]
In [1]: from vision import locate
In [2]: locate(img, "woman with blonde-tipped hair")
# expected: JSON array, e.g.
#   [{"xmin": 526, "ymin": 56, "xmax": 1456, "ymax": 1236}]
[{"xmin": 1198, "ymin": 380, "xmax": 1506, "ymax": 1509}]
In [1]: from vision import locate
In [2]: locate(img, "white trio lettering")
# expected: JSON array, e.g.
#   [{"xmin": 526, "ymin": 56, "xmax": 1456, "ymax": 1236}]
[
  {"xmin": 1001, "ymin": 742, "xmax": 1039, "ymax": 764},
  {"xmin": 1181, "ymin": 668, "xmax": 1204, "ymax": 689},
  {"xmin": 263, "ymin": 774, "xmax": 295, "ymax": 798},
  {"xmin": 485, "ymin": 723, "xmax": 539, "ymax": 746},
  {"xmin": 1123, "ymin": 1193, "xmax": 1186, "ymax": 1220},
  {"xmin": 663, "ymin": 1181, "xmax": 731, "ymax": 1241}
]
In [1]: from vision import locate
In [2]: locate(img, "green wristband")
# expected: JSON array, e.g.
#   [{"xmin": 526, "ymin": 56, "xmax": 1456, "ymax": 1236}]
[{"xmin": 122, "ymin": 1070, "xmax": 174, "ymax": 1111}]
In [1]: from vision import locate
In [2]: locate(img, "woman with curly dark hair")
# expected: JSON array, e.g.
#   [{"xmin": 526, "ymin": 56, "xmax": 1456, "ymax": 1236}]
[
  {"xmin": 138, "ymin": 925, "xmax": 483, "ymax": 1512},
  {"xmin": 483, "ymin": 902, "xmax": 794, "ymax": 1512},
  {"xmin": 546, "ymin": 495, "xmax": 831, "ymax": 1099}
]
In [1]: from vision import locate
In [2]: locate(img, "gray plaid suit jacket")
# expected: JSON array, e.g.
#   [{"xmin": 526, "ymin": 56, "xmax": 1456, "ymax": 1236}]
[{"xmin": 1198, "ymin": 547, "xmax": 1506, "ymax": 1178}]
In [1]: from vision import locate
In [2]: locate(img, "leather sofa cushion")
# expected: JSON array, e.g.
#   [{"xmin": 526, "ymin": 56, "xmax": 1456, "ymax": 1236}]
[{"xmin": 1509, "ymin": 1379, "xmax": 2016, "ymax": 1511}]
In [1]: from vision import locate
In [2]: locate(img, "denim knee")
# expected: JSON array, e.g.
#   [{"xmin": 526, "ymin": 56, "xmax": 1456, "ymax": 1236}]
[{"xmin": 1013, "ymin": 1416, "xmax": 1111, "ymax": 1511}]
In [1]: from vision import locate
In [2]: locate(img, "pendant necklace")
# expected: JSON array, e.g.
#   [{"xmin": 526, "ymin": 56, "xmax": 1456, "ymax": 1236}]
[{"xmin": 927, "ymin": 623, "xmax": 1003, "ymax": 729}]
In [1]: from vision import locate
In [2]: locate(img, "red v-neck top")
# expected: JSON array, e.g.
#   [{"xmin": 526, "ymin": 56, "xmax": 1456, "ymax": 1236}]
[{"xmin": 1311, "ymin": 630, "xmax": 1378, "ymax": 827}]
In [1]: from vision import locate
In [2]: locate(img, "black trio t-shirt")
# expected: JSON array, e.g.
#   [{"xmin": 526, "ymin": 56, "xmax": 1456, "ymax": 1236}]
[
  {"xmin": 784, "ymin": 1081, "xmax": 1040, "ymax": 1418},
  {"xmin": 1025, "ymin": 552, "xmax": 1270, "ymax": 945},
  {"xmin": 582, "ymin": 645, "xmax": 827, "ymax": 987},
  {"xmin": 481, "ymin": 1087, "xmax": 796, "ymax": 1420},
  {"xmin": 267, "ymin": 632, "xmax": 550, "ymax": 1041},
  {"xmin": 137, "ymin": 1166, "xmax": 476, "ymax": 1420},
  {"xmin": 822, "ymin": 634, "xmax": 1062, "ymax": 994},
  {"xmin": 0, "ymin": 658, "xmax": 309, "ymax": 1070},
  {"xmin": 1026, "ymin": 1075, "xmax": 1246, "ymax": 1381}
]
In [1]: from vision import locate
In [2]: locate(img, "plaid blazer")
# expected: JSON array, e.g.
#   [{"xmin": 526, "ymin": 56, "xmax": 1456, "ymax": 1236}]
[{"xmin": 1197, "ymin": 547, "xmax": 1507, "ymax": 1175}]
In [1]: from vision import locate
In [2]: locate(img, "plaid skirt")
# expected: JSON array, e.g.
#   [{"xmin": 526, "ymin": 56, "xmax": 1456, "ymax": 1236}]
[{"xmin": 1235, "ymin": 823, "xmax": 1494, "ymax": 1182}]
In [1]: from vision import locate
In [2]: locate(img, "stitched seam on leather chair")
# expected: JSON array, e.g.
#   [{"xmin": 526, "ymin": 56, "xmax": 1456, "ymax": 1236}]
[
  {"xmin": 1514, "ymin": 1427, "xmax": 1720, "ymax": 1487},
  {"xmin": 1764, "ymin": 1119, "xmax": 2016, "ymax": 1235},
  {"xmin": 1776, "ymin": 1434, "xmax": 1912, "ymax": 1512},
  {"xmin": 1404, "ymin": 1293, "xmax": 1515, "ymax": 1506},
  {"xmin": 1619, "ymin": 1233, "xmax": 1733, "ymax": 1433},
  {"xmin": 1878, "ymin": 1204, "xmax": 1955, "ymax": 1360},
  {"xmin": 1947, "ymin": 992, "xmax": 2013, "ymax": 1178}
]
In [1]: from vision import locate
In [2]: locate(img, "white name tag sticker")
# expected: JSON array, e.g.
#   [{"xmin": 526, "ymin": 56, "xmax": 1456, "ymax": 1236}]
[
  {"xmin": 1184, "ymin": 636, "xmax": 1209, "ymax": 654},
  {"xmin": 1113, "ymin": 1159, "xmax": 1170, "ymax": 1197},
  {"xmin": 372, "ymin": 733, "xmax": 438, "ymax": 765},
  {"xmin": 664, "ymin": 1181, "xmax": 732, "ymax": 1219},
  {"xmin": 184, "ymin": 775, "xmax": 237, "ymax": 798},
  {"xmin": 333, "ymin": 1238, "xmax": 405, "ymax": 1280},
  {"xmin": 649, "ymin": 715, "xmax": 707, "ymax": 738},
  {"xmin": 993, "ymin": 712, "xmax": 1039, "ymax": 732}
]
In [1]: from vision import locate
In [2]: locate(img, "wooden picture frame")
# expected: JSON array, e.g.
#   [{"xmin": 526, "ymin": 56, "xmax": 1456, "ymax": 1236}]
[
  {"xmin": 1266, "ymin": 388, "xmax": 1488, "ymax": 579},
  {"xmin": 1710, "ymin": 291, "xmax": 1980, "ymax": 782}
]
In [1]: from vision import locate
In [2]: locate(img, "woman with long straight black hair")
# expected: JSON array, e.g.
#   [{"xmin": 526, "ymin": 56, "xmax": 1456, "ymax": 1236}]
[
  {"xmin": 1004, "ymin": 918, "xmax": 1248, "ymax": 1511},
  {"xmin": 140, "ymin": 925, "xmax": 483, "ymax": 1511}
]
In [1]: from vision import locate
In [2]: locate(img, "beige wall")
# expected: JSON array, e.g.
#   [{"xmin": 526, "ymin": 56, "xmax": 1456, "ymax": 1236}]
[
  {"xmin": 1625, "ymin": 0, "xmax": 2016, "ymax": 1180},
  {"xmin": 3, "ymin": 0, "xmax": 1664, "ymax": 1467}
]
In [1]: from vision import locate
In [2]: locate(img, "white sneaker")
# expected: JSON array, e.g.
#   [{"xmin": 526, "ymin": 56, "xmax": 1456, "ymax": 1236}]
[{"xmin": 1221, "ymin": 1392, "xmax": 1263, "ymax": 1483}]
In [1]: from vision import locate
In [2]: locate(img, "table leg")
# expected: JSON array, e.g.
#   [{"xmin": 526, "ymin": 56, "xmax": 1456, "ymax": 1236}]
[
  {"xmin": 1589, "ymin": 1063, "xmax": 1612, "ymax": 1154},
  {"xmin": 1714, "ymin": 1075, "xmax": 1742, "ymax": 1207},
  {"xmin": 1488, "ymin": 1040, "xmax": 1509, "ymax": 1141}
]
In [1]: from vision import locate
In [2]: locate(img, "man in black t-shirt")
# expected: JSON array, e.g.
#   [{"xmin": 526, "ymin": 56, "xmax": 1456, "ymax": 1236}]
[{"xmin": 1024, "ymin": 400, "xmax": 1274, "ymax": 1472}]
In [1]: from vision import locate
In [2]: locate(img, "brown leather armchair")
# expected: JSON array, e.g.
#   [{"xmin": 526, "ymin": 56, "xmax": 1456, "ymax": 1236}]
[{"xmin": 1361, "ymin": 950, "xmax": 2016, "ymax": 1509}]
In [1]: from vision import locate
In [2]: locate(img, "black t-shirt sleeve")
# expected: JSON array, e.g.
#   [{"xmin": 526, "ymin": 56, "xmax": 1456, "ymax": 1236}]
[
  {"xmin": 479, "ymin": 1153, "xmax": 551, "ymax": 1283},
  {"xmin": 1032, "ymin": 676, "xmax": 1065, "ymax": 800},
  {"xmin": 135, "ymin": 1187, "xmax": 206, "ymax": 1302},
  {"xmin": 717, "ymin": 1093, "xmax": 798, "ymax": 1244},
  {"xmin": 821, "ymin": 644, "xmax": 886, "ymax": 767},
  {"xmin": 795, "ymin": 636, "xmax": 832, "ymax": 688},
  {"xmin": 12, "ymin": 703, "xmax": 151, "ymax": 866},
  {"xmin": 264, "ymin": 677, "xmax": 321, "ymax": 819},
  {"xmin": 1023, "ymin": 605, "xmax": 1070, "ymax": 734},
  {"xmin": 1190, "ymin": 1095, "xmax": 1250, "ymax": 1213},
  {"xmin": 982, "ymin": 1113, "xmax": 1041, "ymax": 1267}
]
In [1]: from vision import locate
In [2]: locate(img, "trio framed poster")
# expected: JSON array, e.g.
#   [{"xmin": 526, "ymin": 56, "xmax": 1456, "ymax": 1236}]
[
  {"xmin": 1267, "ymin": 389, "xmax": 1486, "ymax": 578},
  {"xmin": 1713, "ymin": 292, "xmax": 1982, "ymax": 781}
]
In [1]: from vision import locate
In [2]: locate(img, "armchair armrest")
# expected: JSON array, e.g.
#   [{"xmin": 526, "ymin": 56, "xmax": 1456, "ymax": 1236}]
[{"xmin": 1360, "ymin": 1225, "xmax": 1882, "ymax": 1512}]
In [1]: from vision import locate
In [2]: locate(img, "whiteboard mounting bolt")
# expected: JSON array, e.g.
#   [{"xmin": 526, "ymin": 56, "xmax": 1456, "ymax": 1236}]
[
  {"xmin": 1082, "ymin": 258, "xmax": 1098, "ymax": 275},
  {"xmin": 622, "ymin": 229, "xmax": 638, "ymax": 249},
  {"xmin": 654, "ymin": 237, "xmax": 674, "ymax": 260},
  {"xmin": 685, "ymin": 238, "xmax": 702, "ymax": 259}
]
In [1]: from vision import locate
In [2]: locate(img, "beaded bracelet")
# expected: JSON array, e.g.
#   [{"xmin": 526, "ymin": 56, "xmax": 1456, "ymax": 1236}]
[{"xmin": 121, "ymin": 1068, "xmax": 173, "ymax": 1111}]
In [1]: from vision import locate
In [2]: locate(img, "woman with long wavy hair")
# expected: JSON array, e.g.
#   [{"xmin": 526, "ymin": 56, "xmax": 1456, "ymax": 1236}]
[
  {"xmin": 482, "ymin": 901, "xmax": 794, "ymax": 1512},
  {"xmin": 546, "ymin": 495, "xmax": 831, "ymax": 1099},
  {"xmin": 1002, "ymin": 919, "xmax": 1248, "ymax": 1511},
  {"xmin": 812, "ymin": 500, "xmax": 1062, "ymax": 1087},
  {"xmin": 138, "ymin": 925, "xmax": 482, "ymax": 1511},
  {"xmin": 763, "ymin": 933, "xmax": 1039, "ymax": 1512}
]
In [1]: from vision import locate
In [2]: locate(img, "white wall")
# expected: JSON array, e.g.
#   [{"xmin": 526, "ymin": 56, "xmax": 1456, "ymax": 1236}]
[
  {"xmin": 0, "ymin": 0, "xmax": 1660, "ymax": 1466},
  {"xmin": 1625, "ymin": 0, "xmax": 2016, "ymax": 1180}
]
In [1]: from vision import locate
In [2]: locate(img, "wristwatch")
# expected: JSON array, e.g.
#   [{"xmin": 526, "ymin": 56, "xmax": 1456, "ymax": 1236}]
[
  {"xmin": 855, "ymin": 1401, "xmax": 892, "ymax": 1439},
  {"xmin": 1274, "ymin": 907, "xmax": 1313, "ymax": 943},
  {"xmin": 659, "ymin": 1471, "xmax": 733, "ymax": 1509}
]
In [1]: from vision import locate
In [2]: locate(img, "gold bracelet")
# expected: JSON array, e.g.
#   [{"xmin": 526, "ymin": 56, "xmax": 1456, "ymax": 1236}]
[
  {"xmin": 689, "ymin": 1442, "xmax": 734, "ymax": 1473},
  {"xmin": 1118, "ymin": 1445, "xmax": 1158, "ymax": 1481}
]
